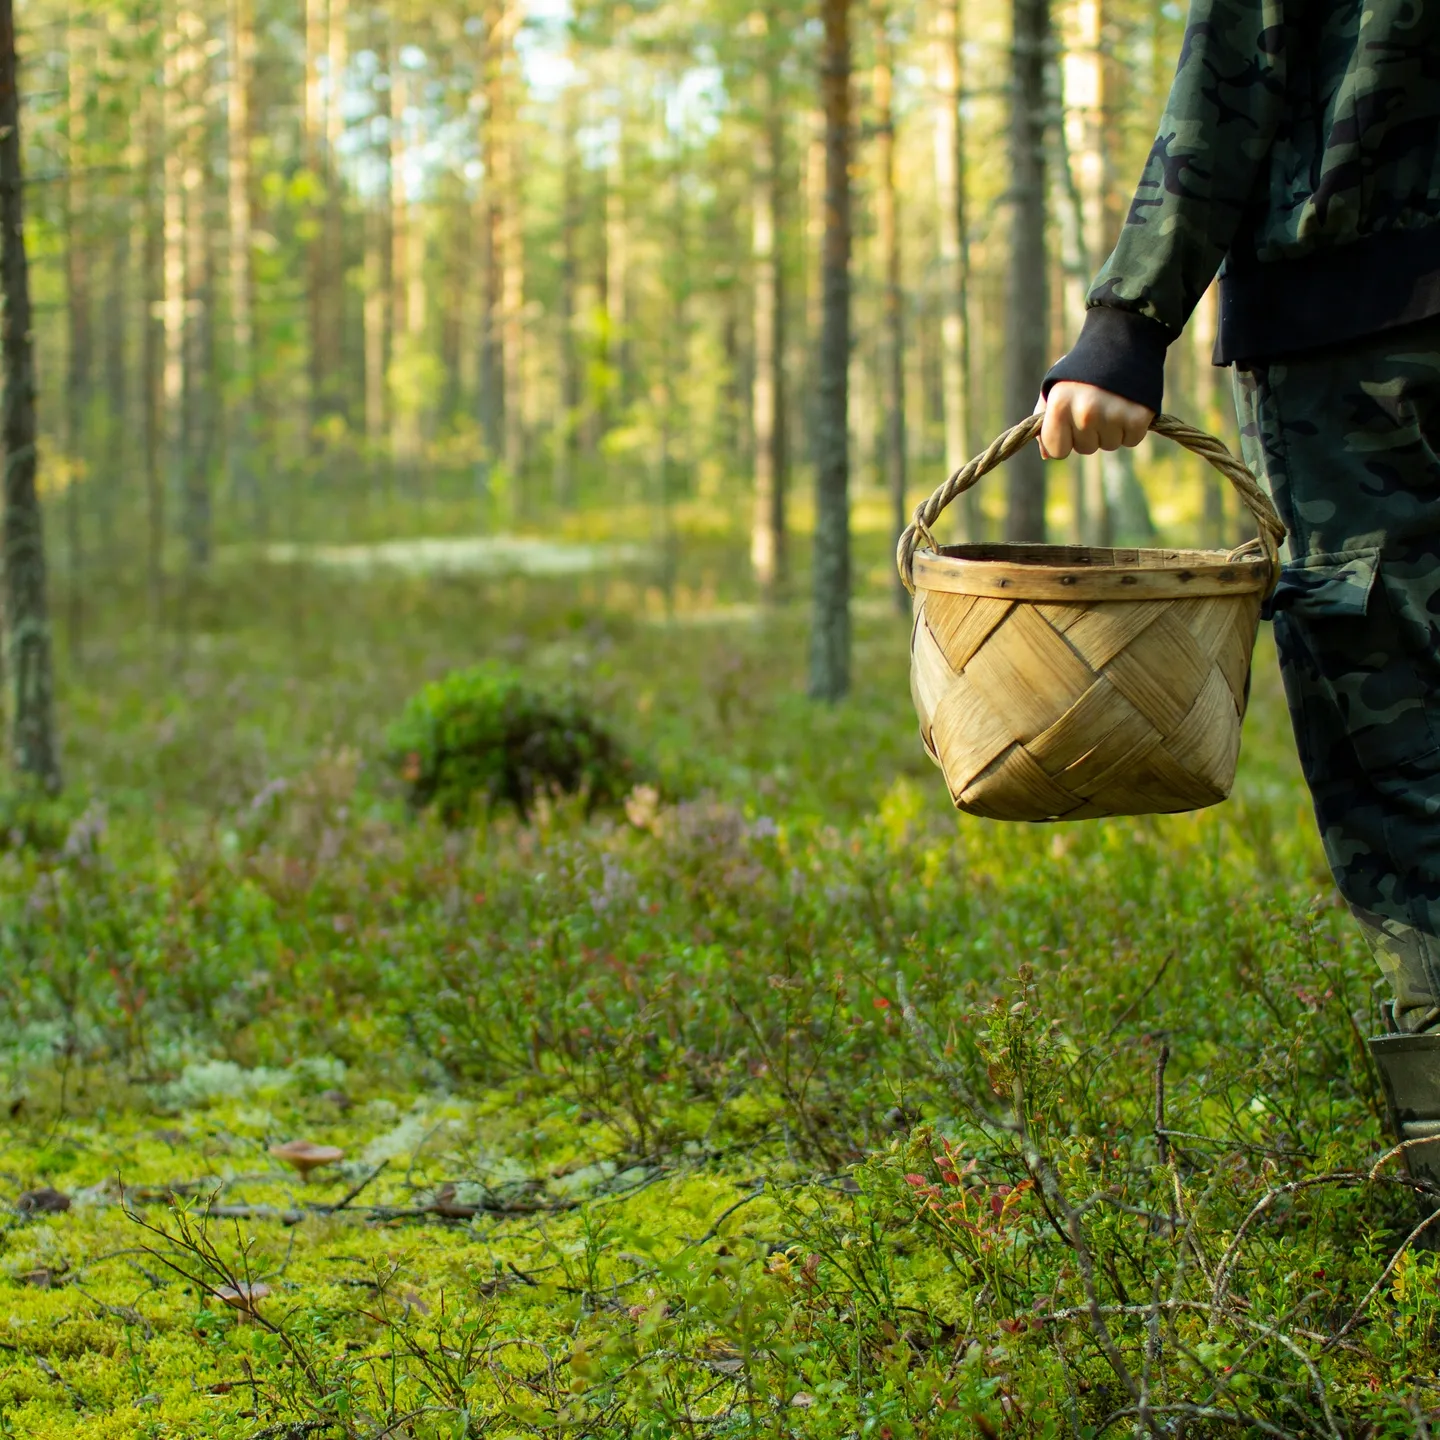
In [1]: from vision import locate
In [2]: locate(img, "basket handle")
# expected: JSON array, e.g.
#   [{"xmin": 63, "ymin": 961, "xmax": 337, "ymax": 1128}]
[{"xmin": 895, "ymin": 412, "xmax": 1287, "ymax": 596}]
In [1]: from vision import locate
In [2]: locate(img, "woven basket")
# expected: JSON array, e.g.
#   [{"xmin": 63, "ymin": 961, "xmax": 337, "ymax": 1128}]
[{"xmin": 896, "ymin": 413, "xmax": 1287, "ymax": 822}]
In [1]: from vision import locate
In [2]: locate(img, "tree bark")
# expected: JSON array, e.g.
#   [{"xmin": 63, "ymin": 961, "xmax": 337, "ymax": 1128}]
[
  {"xmin": 1058, "ymin": 0, "xmax": 1102, "ymax": 543},
  {"xmin": 140, "ymin": 82, "xmax": 165, "ymax": 624},
  {"xmin": 1003, "ymin": 0, "xmax": 1050, "ymax": 542},
  {"xmin": 325, "ymin": 0, "xmax": 348, "ymax": 429},
  {"xmin": 477, "ymin": 4, "xmax": 505, "ymax": 469},
  {"xmin": 809, "ymin": 0, "xmax": 851, "ymax": 701},
  {"xmin": 162, "ymin": 0, "xmax": 189, "ymax": 574},
  {"xmin": 554, "ymin": 77, "xmax": 580, "ymax": 509},
  {"xmin": 228, "ymin": 0, "xmax": 258, "ymax": 528},
  {"xmin": 101, "ymin": 222, "xmax": 127, "ymax": 557},
  {"xmin": 0, "ymin": 0, "xmax": 61, "ymax": 790},
  {"xmin": 604, "ymin": 133, "xmax": 630, "ymax": 435},
  {"xmin": 304, "ymin": 0, "xmax": 326, "ymax": 445},
  {"xmin": 750, "ymin": 12, "xmax": 787, "ymax": 600},
  {"xmin": 1192, "ymin": 281, "xmax": 1227, "ymax": 547},
  {"xmin": 64, "ymin": 9, "xmax": 89, "ymax": 662},
  {"xmin": 933, "ymin": 0, "xmax": 975, "ymax": 538},
  {"xmin": 390, "ymin": 63, "xmax": 422, "ymax": 484},
  {"xmin": 364, "ymin": 18, "xmax": 392, "ymax": 481},
  {"xmin": 498, "ymin": 27, "xmax": 526, "ymax": 483},
  {"xmin": 181, "ymin": 5, "xmax": 213, "ymax": 569},
  {"xmin": 874, "ymin": 11, "xmax": 906, "ymax": 613}
]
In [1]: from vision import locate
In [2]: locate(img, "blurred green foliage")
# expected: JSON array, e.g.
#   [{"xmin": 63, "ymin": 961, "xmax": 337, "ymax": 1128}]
[{"xmin": 384, "ymin": 663, "xmax": 639, "ymax": 823}]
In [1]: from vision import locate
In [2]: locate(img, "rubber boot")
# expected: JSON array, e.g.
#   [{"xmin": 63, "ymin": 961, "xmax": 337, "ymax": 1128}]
[{"xmin": 1369, "ymin": 1032, "xmax": 1440, "ymax": 1195}]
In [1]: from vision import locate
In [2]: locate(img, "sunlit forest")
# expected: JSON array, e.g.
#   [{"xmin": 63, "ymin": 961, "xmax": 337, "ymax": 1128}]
[{"xmin": 2, "ymin": 0, "xmax": 1435, "ymax": 1436}]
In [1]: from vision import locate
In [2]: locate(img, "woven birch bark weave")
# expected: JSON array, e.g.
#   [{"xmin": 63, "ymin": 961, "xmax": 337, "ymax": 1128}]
[{"xmin": 897, "ymin": 414, "xmax": 1286, "ymax": 822}]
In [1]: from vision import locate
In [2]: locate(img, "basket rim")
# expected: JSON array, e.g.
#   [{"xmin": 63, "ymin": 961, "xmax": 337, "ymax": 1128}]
[{"xmin": 913, "ymin": 542, "xmax": 1273, "ymax": 601}]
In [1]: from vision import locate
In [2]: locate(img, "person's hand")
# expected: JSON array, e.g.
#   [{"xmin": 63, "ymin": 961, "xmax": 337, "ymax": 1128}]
[{"xmin": 1037, "ymin": 382, "xmax": 1154, "ymax": 460}]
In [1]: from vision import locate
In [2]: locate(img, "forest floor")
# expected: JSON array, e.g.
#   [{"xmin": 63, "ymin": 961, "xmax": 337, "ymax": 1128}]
[{"xmin": 2, "ymin": 530, "xmax": 1437, "ymax": 1439}]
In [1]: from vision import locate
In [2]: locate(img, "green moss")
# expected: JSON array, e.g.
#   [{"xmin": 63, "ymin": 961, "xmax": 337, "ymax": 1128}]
[{"xmin": 0, "ymin": 565, "xmax": 1435, "ymax": 1435}]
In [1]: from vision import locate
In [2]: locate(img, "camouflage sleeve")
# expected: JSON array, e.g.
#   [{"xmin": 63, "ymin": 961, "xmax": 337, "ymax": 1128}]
[{"xmin": 1088, "ymin": 0, "xmax": 1290, "ymax": 332}]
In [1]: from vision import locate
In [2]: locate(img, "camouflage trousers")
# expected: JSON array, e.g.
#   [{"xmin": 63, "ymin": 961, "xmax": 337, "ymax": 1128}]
[{"xmin": 1234, "ymin": 317, "xmax": 1440, "ymax": 1034}]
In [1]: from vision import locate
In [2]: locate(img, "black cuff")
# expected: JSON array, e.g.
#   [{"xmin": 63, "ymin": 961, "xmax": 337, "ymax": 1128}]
[{"xmin": 1041, "ymin": 306, "xmax": 1171, "ymax": 413}]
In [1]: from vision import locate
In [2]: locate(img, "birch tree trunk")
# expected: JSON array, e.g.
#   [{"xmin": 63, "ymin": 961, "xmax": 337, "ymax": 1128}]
[
  {"xmin": 874, "ymin": 11, "xmax": 906, "ymax": 613},
  {"xmin": 750, "ymin": 13, "xmax": 787, "ymax": 599},
  {"xmin": 933, "ymin": 0, "xmax": 975, "ymax": 537},
  {"xmin": 228, "ymin": 0, "xmax": 258, "ymax": 527},
  {"xmin": 0, "ymin": 0, "xmax": 60, "ymax": 790},
  {"xmin": 809, "ymin": 0, "xmax": 852, "ymax": 702},
  {"xmin": 1003, "ymin": 0, "xmax": 1050, "ymax": 542}
]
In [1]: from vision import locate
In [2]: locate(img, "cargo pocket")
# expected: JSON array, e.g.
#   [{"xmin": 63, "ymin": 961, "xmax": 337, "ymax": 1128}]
[
  {"xmin": 1268, "ymin": 546, "xmax": 1440, "ymax": 776},
  {"xmin": 1264, "ymin": 547, "xmax": 1379, "ymax": 621}
]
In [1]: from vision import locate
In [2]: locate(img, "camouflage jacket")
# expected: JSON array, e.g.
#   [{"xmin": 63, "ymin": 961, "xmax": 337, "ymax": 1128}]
[{"xmin": 1045, "ymin": 0, "xmax": 1440, "ymax": 410}]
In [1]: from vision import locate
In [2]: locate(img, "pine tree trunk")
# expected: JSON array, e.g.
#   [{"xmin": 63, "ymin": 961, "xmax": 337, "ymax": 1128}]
[
  {"xmin": 1192, "ymin": 281, "xmax": 1227, "ymax": 547},
  {"xmin": 553, "ymin": 78, "xmax": 580, "ymax": 509},
  {"xmin": 162, "ymin": 0, "xmax": 190, "ymax": 576},
  {"xmin": 874, "ymin": 14, "xmax": 906, "ymax": 613},
  {"xmin": 388, "ymin": 63, "xmax": 417, "ymax": 483},
  {"xmin": 499, "ymin": 53, "xmax": 525, "ymax": 482},
  {"xmin": 0, "ymin": 0, "xmax": 61, "ymax": 790},
  {"xmin": 305, "ymin": 0, "xmax": 325, "ymax": 447},
  {"xmin": 325, "ymin": 0, "xmax": 348, "ymax": 427},
  {"xmin": 181, "ymin": 5, "xmax": 213, "ymax": 569},
  {"xmin": 1057, "ymin": 0, "xmax": 1102, "ymax": 543},
  {"xmin": 390, "ymin": 64, "xmax": 421, "ymax": 484},
  {"xmin": 140, "ymin": 83, "xmax": 165, "ymax": 621},
  {"xmin": 364, "ymin": 18, "xmax": 392, "ymax": 483},
  {"xmin": 604, "ymin": 137, "xmax": 629, "ymax": 436},
  {"xmin": 1003, "ymin": 0, "xmax": 1050, "ymax": 542},
  {"xmin": 101, "ymin": 225, "xmax": 127, "ymax": 557},
  {"xmin": 801, "ymin": 116, "xmax": 824, "ymax": 468},
  {"xmin": 933, "ymin": 0, "xmax": 975, "ymax": 537},
  {"xmin": 64, "ymin": 10, "xmax": 89, "ymax": 662},
  {"xmin": 750, "ymin": 18, "xmax": 787, "ymax": 599},
  {"xmin": 809, "ymin": 0, "xmax": 851, "ymax": 701},
  {"xmin": 228, "ymin": 0, "xmax": 258, "ymax": 529},
  {"xmin": 477, "ymin": 4, "xmax": 505, "ymax": 469}
]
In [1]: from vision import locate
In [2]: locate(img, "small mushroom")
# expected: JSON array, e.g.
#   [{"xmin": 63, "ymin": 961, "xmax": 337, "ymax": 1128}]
[
  {"xmin": 214, "ymin": 1281, "xmax": 271, "ymax": 1317},
  {"xmin": 319, "ymin": 1089, "xmax": 354, "ymax": 1112},
  {"xmin": 269, "ymin": 1140, "xmax": 344, "ymax": 1182}
]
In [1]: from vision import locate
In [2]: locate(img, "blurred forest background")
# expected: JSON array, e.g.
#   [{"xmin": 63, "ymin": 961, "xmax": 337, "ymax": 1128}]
[
  {"xmin": 14, "ymin": 5, "xmax": 1439, "ymax": 1435},
  {"xmin": 19, "ymin": 0, "xmax": 1241, "ymax": 682}
]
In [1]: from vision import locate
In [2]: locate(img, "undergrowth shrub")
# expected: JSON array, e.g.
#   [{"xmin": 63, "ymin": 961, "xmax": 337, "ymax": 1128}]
[
  {"xmin": 0, "ymin": 787, "xmax": 82, "ymax": 854},
  {"xmin": 384, "ymin": 663, "xmax": 639, "ymax": 823}
]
